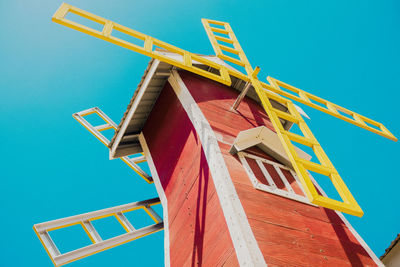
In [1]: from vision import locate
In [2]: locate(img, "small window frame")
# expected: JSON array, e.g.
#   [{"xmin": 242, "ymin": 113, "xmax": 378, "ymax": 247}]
[{"xmin": 238, "ymin": 151, "xmax": 316, "ymax": 206}]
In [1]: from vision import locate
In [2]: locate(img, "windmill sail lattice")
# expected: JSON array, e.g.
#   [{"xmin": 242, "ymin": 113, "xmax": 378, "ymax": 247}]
[
  {"xmin": 73, "ymin": 107, "xmax": 153, "ymax": 183},
  {"xmin": 33, "ymin": 198, "xmax": 163, "ymax": 266}
]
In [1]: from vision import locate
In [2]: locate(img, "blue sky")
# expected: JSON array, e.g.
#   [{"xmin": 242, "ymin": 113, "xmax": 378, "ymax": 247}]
[{"xmin": 1, "ymin": 0, "xmax": 399, "ymax": 266}]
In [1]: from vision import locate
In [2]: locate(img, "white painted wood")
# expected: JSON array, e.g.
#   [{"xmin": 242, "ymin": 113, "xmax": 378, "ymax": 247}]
[
  {"xmin": 255, "ymin": 159, "xmax": 277, "ymax": 189},
  {"xmin": 243, "ymin": 152, "xmax": 292, "ymax": 170},
  {"xmin": 255, "ymin": 183, "xmax": 310, "ymax": 204},
  {"xmin": 76, "ymin": 107, "xmax": 118, "ymax": 128},
  {"xmin": 273, "ymin": 165, "xmax": 295, "ymax": 194},
  {"xmin": 168, "ymin": 70, "xmax": 267, "ymax": 266},
  {"xmin": 34, "ymin": 198, "xmax": 160, "ymax": 233},
  {"xmin": 122, "ymin": 157, "xmax": 151, "ymax": 179},
  {"xmin": 146, "ymin": 206, "xmax": 163, "ymax": 223},
  {"xmin": 34, "ymin": 198, "xmax": 163, "ymax": 266},
  {"xmin": 73, "ymin": 107, "xmax": 151, "ymax": 181},
  {"xmin": 115, "ymin": 212, "xmax": 135, "ymax": 232},
  {"xmin": 139, "ymin": 133, "xmax": 171, "ymax": 267},
  {"xmin": 238, "ymin": 152, "xmax": 261, "ymax": 187},
  {"xmin": 94, "ymin": 124, "xmax": 112, "ymax": 131},
  {"xmin": 230, "ymin": 126, "xmax": 311, "ymax": 170},
  {"xmin": 40, "ymin": 231, "xmax": 61, "ymax": 258},
  {"xmin": 83, "ymin": 220, "xmax": 102, "ymax": 243},
  {"xmin": 53, "ymin": 223, "xmax": 163, "ymax": 266},
  {"xmin": 73, "ymin": 111, "xmax": 110, "ymax": 145},
  {"xmin": 128, "ymin": 154, "xmax": 146, "ymax": 163}
]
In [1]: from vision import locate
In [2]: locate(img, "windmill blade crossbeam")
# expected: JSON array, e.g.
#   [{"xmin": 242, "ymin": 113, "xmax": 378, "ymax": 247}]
[
  {"xmin": 264, "ymin": 77, "xmax": 397, "ymax": 141},
  {"xmin": 52, "ymin": 3, "xmax": 232, "ymax": 86}
]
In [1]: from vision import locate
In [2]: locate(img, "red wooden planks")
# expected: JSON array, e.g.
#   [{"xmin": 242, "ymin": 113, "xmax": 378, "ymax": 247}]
[
  {"xmin": 143, "ymin": 81, "xmax": 238, "ymax": 266},
  {"xmin": 180, "ymin": 71, "xmax": 377, "ymax": 266}
]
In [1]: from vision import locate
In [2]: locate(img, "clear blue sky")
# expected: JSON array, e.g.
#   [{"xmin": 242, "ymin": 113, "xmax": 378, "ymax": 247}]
[{"xmin": 1, "ymin": 0, "xmax": 399, "ymax": 266}]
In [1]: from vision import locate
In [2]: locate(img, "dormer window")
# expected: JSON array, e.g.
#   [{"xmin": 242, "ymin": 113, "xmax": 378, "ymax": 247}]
[
  {"xmin": 230, "ymin": 126, "xmax": 314, "ymax": 205},
  {"xmin": 238, "ymin": 150, "xmax": 313, "ymax": 205}
]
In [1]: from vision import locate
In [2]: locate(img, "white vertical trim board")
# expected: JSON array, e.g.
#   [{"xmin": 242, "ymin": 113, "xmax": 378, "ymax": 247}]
[
  {"xmin": 168, "ymin": 70, "xmax": 267, "ymax": 267},
  {"xmin": 138, "ymin": 133, "xmax": 171, "ymax": 267}
]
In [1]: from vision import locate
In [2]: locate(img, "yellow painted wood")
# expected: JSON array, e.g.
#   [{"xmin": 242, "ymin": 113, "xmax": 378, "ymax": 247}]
[
  {"xmin": 201, "ymin": 19, "xmax": 253, "ymax": 72},
  {"xmin": 266, "ymin": 77, "xmax": 397, "ymax": 141},
  {"xmin": 52, "ymin": 3, "xmax": 232, "ymax": 86},
  {"xmin": 255, "ymin": 76, "xmax": 364, "ymax": 216}
]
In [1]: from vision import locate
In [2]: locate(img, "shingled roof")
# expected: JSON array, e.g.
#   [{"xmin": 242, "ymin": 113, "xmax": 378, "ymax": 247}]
[{"xmin": 108, "ymin": 58, "xmax": 155, "ymax": 150}]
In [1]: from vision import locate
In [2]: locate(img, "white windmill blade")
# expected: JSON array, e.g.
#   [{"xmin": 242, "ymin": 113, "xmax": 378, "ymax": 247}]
[
  {"xmin": 33, "ymin": 198, "xmax": 163, "ymax": 266},
  {"xmin": 73, "ymin": 107, "xmax": 153, "ymax": 183}
]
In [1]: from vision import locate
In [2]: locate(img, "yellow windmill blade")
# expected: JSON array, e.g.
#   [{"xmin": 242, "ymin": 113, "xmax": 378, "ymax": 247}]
[
  {"xmin": 52, "ymin": 3, "xmax": 231, "ymax": 86},
  {"xmin": 202, "ymin": 19, "xmax": 253, "ymax": 75},
  {"xmin": 263, "ymin": 77, "xmax": 397, "ymax": 141},
  {"xmin": 203, "ymin": 18, "xmax": 364, "ymax": 216}
]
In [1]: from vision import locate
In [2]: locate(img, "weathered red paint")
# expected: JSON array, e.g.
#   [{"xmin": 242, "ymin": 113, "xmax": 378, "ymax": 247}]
[
  {"xmin": 178, "ymin": 70, "xmax": 378, "ymax": 266},
  {"xmin": 143, "ymin": 81, "xmax": 239, "ymax": 266}
]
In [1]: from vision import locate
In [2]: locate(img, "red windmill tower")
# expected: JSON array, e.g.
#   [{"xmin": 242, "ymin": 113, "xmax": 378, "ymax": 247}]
[{"xmin": 34, "ymin": 3, "xmax": 396, "ymax": 266}]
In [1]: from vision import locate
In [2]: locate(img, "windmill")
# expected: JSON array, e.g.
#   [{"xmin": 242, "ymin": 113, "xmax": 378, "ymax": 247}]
[{"xmin": 33, "ymin": 3, "xmax": 396, "ymax": 266}]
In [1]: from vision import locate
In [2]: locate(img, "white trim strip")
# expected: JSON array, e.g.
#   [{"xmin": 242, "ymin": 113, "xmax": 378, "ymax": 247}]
[
  {"xmin": 168, "ymin": 70, "xmax": 267, "ymax": 266},
  {"xmin": 255, "ymin": 159, "xmax": 277, "ymax": 189},
  {"xmin": 273, "ymin": 166, "xmax": 295, "ymax": 194},
  {"xmin": 139, "ymin": 133, "xmax": 171, "ymax": 267}
]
